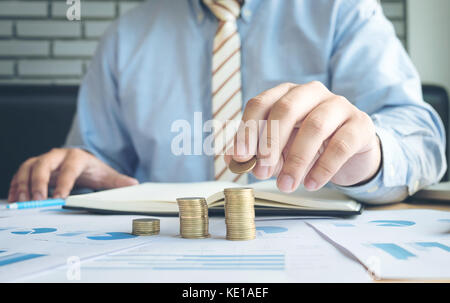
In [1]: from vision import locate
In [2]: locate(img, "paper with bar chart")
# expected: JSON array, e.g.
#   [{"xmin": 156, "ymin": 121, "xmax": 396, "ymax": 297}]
[
  {"xmin": 307, "ymin": 209, "xmax": 450, "ymax": 280},
  {"xmin": 21, "ymin": 218, "xmax": 371, "ymax": 282},
  {"xmin": 0, "ymin": 206, "xmax": 163, "ymax": 282},
  {"xmin": 0, "ymin": 205, "xmax": 371, "ymax": 282}
]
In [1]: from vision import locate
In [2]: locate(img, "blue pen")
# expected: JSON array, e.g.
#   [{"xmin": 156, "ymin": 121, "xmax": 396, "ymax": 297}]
[{"xmin": 4, "ymin": 199, "xmax": 66, "ymax": 210}]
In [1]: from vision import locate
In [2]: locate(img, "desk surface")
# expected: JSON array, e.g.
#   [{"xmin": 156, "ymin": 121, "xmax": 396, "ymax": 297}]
[
  {"xmin": 1, "ymin": 199, "xmax": 448, "ymax": 283},
  {"xmin": 367, "ymin": 199, "xmax": 450, "ymax": 212}
]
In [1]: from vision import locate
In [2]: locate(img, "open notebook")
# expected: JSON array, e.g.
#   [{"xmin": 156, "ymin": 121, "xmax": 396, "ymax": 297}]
[{"xmin": 64, "ymin": 180, "xmax": 363, "ymax": 216}]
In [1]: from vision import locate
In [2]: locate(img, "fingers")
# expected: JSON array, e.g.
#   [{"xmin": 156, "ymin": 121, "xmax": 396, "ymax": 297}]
[
  {"xmin": 8, "ymin": 147, "xmax": 139, "ymax": 202},
  {"xmin": 53, "ymin": 149, "xmax": 89, "ymax": 198},
  {"xmin": 54, "ymin": 149, "xmax": 138, "ymax": 196},
  {"xmin": 11, "ymin": 157, "xmax": 37, "ymax": 201},
  {"xmin": 256, "ymin": 81, "xmax": 332, "ymax": 179},
  {"xmin": 8, "ymin": 174, "xmax": 18, "ymax": 202},
  {"xmin": 303, "ymin": 119, "xmax": 367, "ymax": 191},
  {"xmin": 232, "ymin": 82, "xmax": 296, "ymax": 162},
  {"xmin": 277, "ymin": 96, "xmax": 352, "ymax": 192},
  {"xmin": 30, "ymin": 150, "xmax": 67, "ymax": 200},
  {"xmin": 100, "ymin": 168, "xmax": 139, "ymax": 189}
]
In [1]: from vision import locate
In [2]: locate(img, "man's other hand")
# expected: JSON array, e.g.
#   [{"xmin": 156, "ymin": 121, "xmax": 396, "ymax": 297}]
[{"xmin": 8, "ymin": 148, "xmax": 139, "ymax": 202}]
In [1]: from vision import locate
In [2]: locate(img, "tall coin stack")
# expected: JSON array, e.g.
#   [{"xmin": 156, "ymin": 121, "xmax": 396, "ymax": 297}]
[
  {"xmin": 176, "ymin": 197, "xmax": 210, "ymax": 239},
  {"xmin": 132, "ymin": 218, "xmax": 160, "ymax": 236},
  {"xmin": 224, "ymin": 188, "xmax": 256, "ymax": 241}
]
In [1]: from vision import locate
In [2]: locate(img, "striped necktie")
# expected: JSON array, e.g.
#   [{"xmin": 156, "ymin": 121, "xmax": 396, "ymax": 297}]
[{"xmin": 203, "ymin": 0, "xmax": 246, "ymax": 183}]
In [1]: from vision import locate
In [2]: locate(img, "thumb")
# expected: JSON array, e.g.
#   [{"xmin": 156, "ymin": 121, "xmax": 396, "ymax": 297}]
[{"xmin": 102, "ymin": 171, "xmax": 139, "ymax": 189}]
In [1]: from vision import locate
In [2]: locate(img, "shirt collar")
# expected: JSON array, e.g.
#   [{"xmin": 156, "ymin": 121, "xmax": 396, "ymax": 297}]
[{"xmin": 190, "ymin": 0, "xmax": 258, "ymax": 24}]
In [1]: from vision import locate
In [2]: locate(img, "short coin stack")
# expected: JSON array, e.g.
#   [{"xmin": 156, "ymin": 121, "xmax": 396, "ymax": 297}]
[
  {"xmin": 176, "ymin": 197, "xmax": 210, "ymax": 239},
  {"xmin": 132, "ymin": 218, "xmax": 160, "ymax": 236},
  {"xmin": 224, "ymin": 188, "xmax": 256, "ymax": 241}
]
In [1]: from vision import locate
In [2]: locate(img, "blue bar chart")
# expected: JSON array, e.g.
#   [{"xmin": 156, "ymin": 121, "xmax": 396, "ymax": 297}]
[
  {"xmin": 84, "ymin": 253, "xmax": 286, "ymax": 271},
  {"xmin": 0, "ymin": 252, "xmax": 46, "ymax": 267}
]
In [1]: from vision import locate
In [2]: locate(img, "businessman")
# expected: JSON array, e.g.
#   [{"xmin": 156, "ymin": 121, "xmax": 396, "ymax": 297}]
[{"xmin": 8, "ymin": 0, "xmax": 446, "ymax": 204}]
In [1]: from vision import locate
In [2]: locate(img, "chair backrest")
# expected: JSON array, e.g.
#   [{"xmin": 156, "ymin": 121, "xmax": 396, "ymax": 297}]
[
  {"xmin": 0, "ymin": 85, "xmax": 78, "ymax": 198},
  {"xmin": 0, "ymin": 84, "xmax": 448, "ymax": 198},
  {"xmin": 422, "ymin": 84, "xmax": 449, "ymax": 181}
]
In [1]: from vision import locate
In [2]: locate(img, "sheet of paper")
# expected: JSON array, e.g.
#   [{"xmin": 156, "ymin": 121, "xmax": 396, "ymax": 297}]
[
  {"xmin": 1, "ymin": 208, "xmax": 372, "ymax": 282},
  {"xmin": 0, "ymin": 205, "xmax": 158, "ymax": 282},
  {"xmin": 307, "ymin": 209, "xmax": 450, "ymax": 280}
]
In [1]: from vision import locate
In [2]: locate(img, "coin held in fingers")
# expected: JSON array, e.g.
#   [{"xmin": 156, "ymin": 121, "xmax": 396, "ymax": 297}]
[{"xmin": 228, "ymin": 156, "xmax": 257, "ymax": 174}]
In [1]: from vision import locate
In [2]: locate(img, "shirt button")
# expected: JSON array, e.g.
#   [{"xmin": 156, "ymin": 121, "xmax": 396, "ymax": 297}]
[
  {"xmin": 242, "ymin": 9, "xmax": 252, "ymax": 18},
  {"xmin": 197, "ymin": 13, "xmax": 204, "ymax": 22}
]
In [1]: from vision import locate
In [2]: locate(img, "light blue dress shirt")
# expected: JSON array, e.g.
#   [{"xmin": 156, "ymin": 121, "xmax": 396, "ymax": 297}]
[{"xmin": 65, "ymin": 0, "xmax": 447, "ymax": 204}]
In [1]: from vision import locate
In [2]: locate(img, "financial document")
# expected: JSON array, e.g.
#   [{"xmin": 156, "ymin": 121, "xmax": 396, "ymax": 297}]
[
  {"xmin": 0, "ymin": 206, "xmax": 157, "ymax": 282},
  {"xmin": 0, "ymin": 204, "xmax": 371, "ymax": 282},
  {"xmin": 307, "ymin": 209, "xmax": 450, "ymax": 280}
]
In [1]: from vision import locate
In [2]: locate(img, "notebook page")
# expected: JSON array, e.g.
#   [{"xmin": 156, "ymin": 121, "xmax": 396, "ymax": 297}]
[{"xmin": 67, "ymin": 181, "xmax": 239, "ymax": 204}]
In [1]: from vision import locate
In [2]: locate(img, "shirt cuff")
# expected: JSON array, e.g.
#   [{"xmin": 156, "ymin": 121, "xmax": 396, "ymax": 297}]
[{"xmin": 328, "ymin": 126, "xmax": 409, "ymax": 204}]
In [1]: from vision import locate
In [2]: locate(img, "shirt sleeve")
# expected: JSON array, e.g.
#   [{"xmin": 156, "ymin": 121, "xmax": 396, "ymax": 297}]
[
  {"xmin": 64, "ymin": 21, "xmax": 138, "ymax": 176},
  {"xmin": 327, "ymin": 0, "xmax": 447, "ymax": 204}
]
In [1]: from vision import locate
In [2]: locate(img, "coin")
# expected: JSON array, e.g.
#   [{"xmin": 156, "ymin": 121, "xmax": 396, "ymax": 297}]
[
  {"xmin": 228, "ymin": 156, "xmax": 257, "ymax": 174},
  {"xmin": 177, "ymin": 197, "xmax": 210, "ymax": 239},
  {"xmin": 132, "ymin": 218, "xmax": 160, "ymax": 236},
  {"xmin": 223, "ymin": 187, "xmax": 256, "ymax": 241}
]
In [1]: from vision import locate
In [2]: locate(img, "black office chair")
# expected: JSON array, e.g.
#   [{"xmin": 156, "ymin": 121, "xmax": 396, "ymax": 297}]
[
  {"xmin": 0, "ymin": 86, "xmax": 78, "ymax": 198},
  {"xmin": 0, "ymin": 84, "xmax": 449, "ymax": 198},
  {"xmin": 422, "ymin": 84, "xmax": 449, "ymax": 181}
]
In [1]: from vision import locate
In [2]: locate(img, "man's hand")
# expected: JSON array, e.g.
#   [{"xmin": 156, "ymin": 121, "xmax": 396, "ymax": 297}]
[
  {"xmin": 8, "ymin": 148, "xmax": 139, "ymax": 202},
  {"xmin": 226, "ymin": 81, "xmax": 382, "ymax": 193}
]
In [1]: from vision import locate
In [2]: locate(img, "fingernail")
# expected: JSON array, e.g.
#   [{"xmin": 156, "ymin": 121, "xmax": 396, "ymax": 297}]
[
  {"xmin": 53, "ymin": 193, "xmax": 62, "ymax": 199},
  {"xmin": 254, "ymin": 165, "xmax": 269, "ymax": 179},
  {"xmin": 305, "ymin": 179, "xmax": 318, "ymax": 191},
  {"xmin": 236, "ymin": 141, "xmax": 247, "ymax": 157},
  {"xmin": 278, "ymin": 174, "xmax": 295, "ymax": 192},
  {"xmin": 18, "ymin": 193, "xmax": 27, "ymax": 202},
  {"xmin": 33, "ymin": 192, "xmax": 44, "ymax": 201}
]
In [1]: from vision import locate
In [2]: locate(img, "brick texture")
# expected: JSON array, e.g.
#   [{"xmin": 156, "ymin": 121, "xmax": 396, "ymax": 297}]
[
  {"xmin": 0, "ymin": 40, "xmax": 50, "ymax": 56},
  {"xmin": 0, "ymin": 61, "xmax": 15, "ymax": 77},
  {"xmin": 18, "ymin": 59, "xmax": 83, "ymax": 77},
  {"xmin": 0, "ymin": 1, "xmax": 48, "ymax": 17},
  {"xmin": 0, "ymin": 0, "xmax": 407, "ymax": 85},
  {"xmin": 0, "ymin": 21, "xmax": 13, "ymax": 37}
]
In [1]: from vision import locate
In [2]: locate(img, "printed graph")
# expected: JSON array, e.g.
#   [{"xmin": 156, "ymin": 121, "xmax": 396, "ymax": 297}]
[
  {"xmin": 413, "ymin": 242, "xmax": 450, "ymax": 252},
  {"xmin": 0, "ymin": 251, "xmax": 46, "ymax": 267},
  {"xmin": 84, "ymin": 253, "xmax": 285, "ymax": 271},
  {"xmin": 256, "ymin": 226, "xmax": 288, "ymax": 234},
  {"xmin": 11, "ymin": 228, "xmax": 57, "ymax": 235},
  {"xmin": 372, "ymin": 243, "xmax": 416, "ymax": 260},
  {"xmin": 86, "ymin": 232, "xmax": 137, "ymax": 241},
  {"xmin": 369, "ymin": 220, "xmax": 415, "ymax": 227}
]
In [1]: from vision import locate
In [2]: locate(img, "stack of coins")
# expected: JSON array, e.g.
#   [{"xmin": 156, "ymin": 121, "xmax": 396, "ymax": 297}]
[
  {"xmin": 132, "ymin": 218, "xmax": 160, "ymax": 236},
  {"xmin": 224, "ymin": 188, "xmax": 256, "ymax": 241},
  {"xmin": 176, "ymin": 197, "xmax": 210, "ymax": 239}
]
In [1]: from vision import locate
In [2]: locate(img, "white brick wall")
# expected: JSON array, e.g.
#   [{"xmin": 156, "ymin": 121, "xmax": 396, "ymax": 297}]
[
  {"xmin": 54, "ymin": 40, "xmax": 98, "ymax": 57},
  {"xmin": 0, "ymin": 40, "xmax": 50, "ymax": 56},
  {"xmin": 85, "ymin": 21, "xmax": 113, "ymax": 38},
  {"xmin": 0, "ymin": 21, "xmax": 13, "ymax": 36},
  {"xmin": 0, "ymin": 1, "xmax": 48, "ymax": 17},
  {"xmin": 17, "ymin": 21, "xmax": 82, "ymax": 37},
  {"xmin": 0, "ymin": 61, "xmax": 15, "ymax": 77},
  {"xmin": 0, "ymin": 0, "xmax": 407, "ymax": 85},
  {"xmin": 18, "ymin": 59, "xmax": 83, "ymax": 77},
  {"xmin": 52, "ymin": 1, "xmax": 116, "ymax": 19}
]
